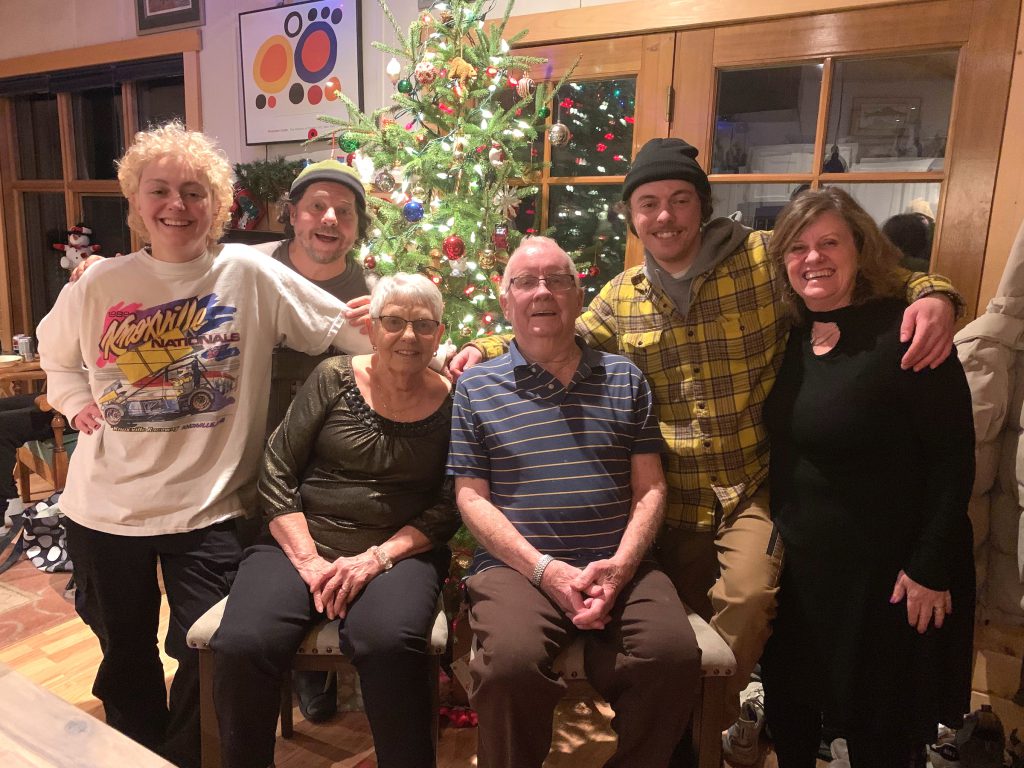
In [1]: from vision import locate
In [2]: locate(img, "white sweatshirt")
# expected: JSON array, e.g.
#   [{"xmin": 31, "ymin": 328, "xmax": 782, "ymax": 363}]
[{"xmin": 37, "ymin": 243, "xmax": 372, "ymax": 535}]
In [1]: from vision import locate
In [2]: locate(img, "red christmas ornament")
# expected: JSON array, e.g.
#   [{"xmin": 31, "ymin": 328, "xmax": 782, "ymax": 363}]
[
  {"xmin": 483, "ymin": 312, "xmax": 494, "ymax": 324},
  {"xmin": 364, "ymin": 254, "xmax": 377, "ymax": 269},
  {"xmin": 463, "ymin": 284, "xmax": 476, "ymax": 296},
  {"xmin": 443, "ymin": 235, "xmax": 465, "ymax": 260},
  {"xmin": 589, "ymin": 265, "xmax": 600, "ymax": 277},
  {"xmin": 492, "ymin": 225, "xmax": 509, "ymax": 251},
  {"xmin": 307, "ymin": 128, "xmax": 319, "ymax": 140},
  {"xmin": 345, "ymin": 152, "xmax": 356, "ymax": 166}
]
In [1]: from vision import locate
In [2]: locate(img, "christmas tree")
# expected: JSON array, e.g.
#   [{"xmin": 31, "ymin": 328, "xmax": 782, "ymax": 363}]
[{"xmin": 311, "ymin": 0, "xmax": 576, "ymax": 344}]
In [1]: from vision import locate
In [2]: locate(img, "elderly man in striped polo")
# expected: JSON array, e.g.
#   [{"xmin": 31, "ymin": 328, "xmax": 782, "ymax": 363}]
[{"xmin": 448, "ymin": 236, "xmax": 701, "ymax": 768}]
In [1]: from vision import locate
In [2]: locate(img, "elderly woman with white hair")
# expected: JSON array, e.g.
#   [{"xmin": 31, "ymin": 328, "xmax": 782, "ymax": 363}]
[
  {"xmin": 36, "ymin": 121, "xmax": 370, "ymax": 768},
  {"xmin": 211, "ymin": 272, "xmax": 459, "ymax": 768}
]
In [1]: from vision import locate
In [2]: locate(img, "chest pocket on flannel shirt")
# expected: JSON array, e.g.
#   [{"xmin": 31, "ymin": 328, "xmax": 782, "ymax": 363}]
[
  {"xmin": 619, "ymin": 329, "xmax": 666, "ymax": 373},
  {"xmin": 712, "ymin": 307, "xmax": 777, "ymax": 365}
]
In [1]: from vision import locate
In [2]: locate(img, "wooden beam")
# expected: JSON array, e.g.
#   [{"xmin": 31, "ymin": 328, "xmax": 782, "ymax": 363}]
[
  {"xmin": 500, "ymin": 0, "xmax": 928, "ymax": 46},
  {"xmin": 0, "ymin": 29, "xmax": 202, "ymax": 79}
]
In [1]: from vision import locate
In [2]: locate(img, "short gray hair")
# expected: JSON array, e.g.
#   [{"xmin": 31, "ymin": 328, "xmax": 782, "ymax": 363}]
[
  {"xmin": 369, "ymin": 272, "xmax": 444, "ymax": 321},
  {"xmin": 499, "ymin": 236, "xmax": 580, "ymax": 295}
]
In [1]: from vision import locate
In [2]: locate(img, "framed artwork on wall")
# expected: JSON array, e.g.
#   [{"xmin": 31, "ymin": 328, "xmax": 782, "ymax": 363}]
[
  {"xmin": 135, "ymin": 0, "xmax": 205, "ymax": 36},
  {"xmin": 850, "ymin": 97, "xmax": 921, "ymax": 138},
  {"xmin": 239, "ymin": 0, "xmax": 363, "ymax": 145}
]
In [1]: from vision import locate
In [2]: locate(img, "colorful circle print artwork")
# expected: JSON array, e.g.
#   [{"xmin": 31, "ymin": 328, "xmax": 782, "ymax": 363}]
[{"xmin": 240, "ymin": 0, "xmax": 363, "ymax": 144}]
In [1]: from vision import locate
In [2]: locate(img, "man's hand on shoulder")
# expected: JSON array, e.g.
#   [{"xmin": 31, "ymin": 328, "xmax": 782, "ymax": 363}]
[
  {"xmin": 900, "ymin": 293, "xmax": 955, "ymax": 371},
  {"xmin": 449, "ymin": 345, "xmax": 483, "ymax": 379},
  {"xmin": 70, "ymin": 253, "xmax": 107, "ymax": 282}
]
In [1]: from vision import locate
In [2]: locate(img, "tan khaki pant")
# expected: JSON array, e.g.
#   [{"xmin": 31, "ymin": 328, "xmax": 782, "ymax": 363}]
[{"xmin": 655, "ymin": 486, "xmax": 783, "ymax": 727}]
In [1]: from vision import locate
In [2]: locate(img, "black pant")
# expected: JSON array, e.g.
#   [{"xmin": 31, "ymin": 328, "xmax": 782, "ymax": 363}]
[
  {"xmin": 64, "ymin": 517, "xmax": 242, "ymax": 768},
  {"xmin": 763, "ymin": 685, "xmax": 927, "ymax": 768},
  {"xmin": 210, "ymin": 543, "xmax": 449, "ymax": 768},
  {"xmin": 0, "ymin": 394, "xmax": 58, "ymax": 500}
]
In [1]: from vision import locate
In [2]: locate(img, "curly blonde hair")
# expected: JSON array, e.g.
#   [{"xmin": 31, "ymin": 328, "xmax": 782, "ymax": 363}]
[
  {"xmin": 117, "ymin": 121, "xmax": 234, "ymax": 248},
  {"xmin": 768, "ymin": 187, "xmax": 905, "ymax": 319}
]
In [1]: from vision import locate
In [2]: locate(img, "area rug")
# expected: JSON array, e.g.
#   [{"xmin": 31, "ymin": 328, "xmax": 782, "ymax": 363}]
[{"xmin": 0, "ymin": 558, "xmax": 77, "ymax": 650}]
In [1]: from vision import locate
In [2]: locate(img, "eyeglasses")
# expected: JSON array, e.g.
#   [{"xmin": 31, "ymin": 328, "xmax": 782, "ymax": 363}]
[
  {"xmin": 508, "ymin": 273, "xmax": 576, "ymax": 292},
  {"xmin": 375, "ymin": 315, "xmax": 441, "ymax": 335}
]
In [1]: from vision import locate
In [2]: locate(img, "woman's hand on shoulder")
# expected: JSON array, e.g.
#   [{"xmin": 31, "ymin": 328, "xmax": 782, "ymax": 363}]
[
  {"xmin": 890, "ymin": 569, "xmax": 953, "ymax": 634},
  {"xmin": 310, "ymin": 551, "xmax": 384, "ymax": 620}
]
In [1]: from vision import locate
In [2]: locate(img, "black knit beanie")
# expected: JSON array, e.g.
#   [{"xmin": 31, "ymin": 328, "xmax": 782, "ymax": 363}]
[{"xmin": 622, "ymin": 138, "xmax": 711, "ymax": 203}]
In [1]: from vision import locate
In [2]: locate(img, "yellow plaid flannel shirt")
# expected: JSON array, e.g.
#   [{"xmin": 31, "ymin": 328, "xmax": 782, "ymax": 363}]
[{"xmin": 473, "ymin": 230, "xmax": 960, "ymax": 530}]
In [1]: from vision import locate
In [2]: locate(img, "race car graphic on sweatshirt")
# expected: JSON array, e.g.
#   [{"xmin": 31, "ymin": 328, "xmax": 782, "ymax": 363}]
[{"xmin": 94, "ymin": 294, "xmax": 239, "ymax": 431}]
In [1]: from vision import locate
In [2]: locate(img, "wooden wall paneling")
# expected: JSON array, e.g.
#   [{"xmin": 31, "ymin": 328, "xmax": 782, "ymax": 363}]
[
  {"xmin": 711, "ymin": 0, "xmax": 970, "ymax": 67},
  {"xmin": 0, "ymin": 29, "xmax": 202, "ymax": 78},
  {"xmin": 501, "ymin": 0, "xmax": 919, "ymax": 46},
  {"xmin": 932, "ymin": 0, "xmax": 1020, "ymax": 318},
  {"xmin": 670, "ymin": 28, "xmax": 715, "ymax": 162},
  {"xmin": 520, "ymin": 36, "xmax": 646, "ymax": 81},
  {"xmin": 976, "ymin": 2, "xmax": 1024, "ymax": 311},
  {"xmin": 0, "ymin": 99, "xmax": 12, "ymax": 347}
]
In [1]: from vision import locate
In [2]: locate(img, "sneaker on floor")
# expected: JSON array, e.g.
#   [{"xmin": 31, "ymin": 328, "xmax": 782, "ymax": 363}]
[
  {"xmin": 722, "ymin": 683, "xmax": 765, "ymax": 765},
  {"xmin": 830, "ymin": 737, "xmax": 849, "ymax": 761},
  {"xmin": 928, "ymin": 741, "xmax": 961, "ymax": 768}
]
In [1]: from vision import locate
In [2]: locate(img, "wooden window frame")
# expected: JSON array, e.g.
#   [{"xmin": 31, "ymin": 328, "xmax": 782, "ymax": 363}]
[{"xmin": 0, "ymin": 29, "xmax": 202, "ymax": 345}]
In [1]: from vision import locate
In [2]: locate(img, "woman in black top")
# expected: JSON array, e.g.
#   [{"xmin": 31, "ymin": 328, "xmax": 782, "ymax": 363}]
[
  {"xmin": 762, "ymin": 188, "xmax": 975, "ymax": 768},
  {"xmin": 211, "ymin": 273, "xmax": 458, "ymax": 768}
]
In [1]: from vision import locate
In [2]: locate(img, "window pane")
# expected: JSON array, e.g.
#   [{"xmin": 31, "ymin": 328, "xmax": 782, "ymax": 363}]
[
  {"xmin": 73, "ymin": 86, "xmax": 124, "ymax": 180},
  {"xmin": 22, "ymin": 193, "xmax": 68, "ymax": 330},
  {"xmin": 550, "ymin": 79, "xmax": 635, "ymax": 178},
  {"xmin": 80, "ymin": 195, "xmax": 132, "ymax": 257},
  {"xmin": 547, "ymin": 184, "xmax": 627, "ymax": 298},
  {"xmin": 13, "ymin": 94, "xmax": 62, "ymax": 180},
  {"xmin": 830, "ymin": 182, "xmax": 940, "ymax": 270},
  {"xmin": 713, "ymin": 64, "xmax": 823, "ymax": 174},
  {"xmin": 825, "ymin": 52, "xmax": 957, "ymax": 169},
  {"xmin": 136, "ymin": 74, "xmax": 186, "ymax": 130},
  {"xmin": 494, "ymin": 89, "xmax": 542, "ymax": 168},
  {"xmin": 712, "ymin": 183, "xmax": 809, "ymax": 230}
]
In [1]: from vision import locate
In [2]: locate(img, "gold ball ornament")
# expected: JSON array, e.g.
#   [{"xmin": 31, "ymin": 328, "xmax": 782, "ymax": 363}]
[
  {"xmin": 374, "ymin": 170, "xmax": 397, "ymax": 193},
  {"xmin": 548, "ymin": 122, "xmax": 571, "ymax": 147}
]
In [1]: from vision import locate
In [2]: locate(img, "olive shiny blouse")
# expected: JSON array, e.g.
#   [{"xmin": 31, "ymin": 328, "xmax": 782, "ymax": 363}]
[{"xmin": 258, "ymin": 356, "xmax": 459, "ymax": 559}]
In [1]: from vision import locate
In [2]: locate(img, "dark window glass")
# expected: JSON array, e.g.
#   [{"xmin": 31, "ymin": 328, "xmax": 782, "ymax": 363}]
[
  {"xmin": 22, "ymin": 193, "xmax": 68, "ymax": 329},
  {"xmin": 550, "ymin": 79, "xmax": 635, "ymax": 178},
  {"xmin": 136, "ymin": 74, "xmax": 186, "ymax": 130},
  {"xmin": 713, "ymin": 64, "xmax": 823, "ymax": 174},
  {"xmin": 13, "ymin": 94, "xmax": 62, "ymax": 179},
  {"xmin": 547, "ymin": 184, "xmax": 627, "ymax": 298},
  {"xmin": 73, "ymin": 86, "xmax": 124, "ymax": 180},
  {"xmin": 80, "ymin": 195, "xmax": 131, "ymax": 257},
  {"xmin": 825, "ymin": 52, "xmax": 957, "ymax": 169}
]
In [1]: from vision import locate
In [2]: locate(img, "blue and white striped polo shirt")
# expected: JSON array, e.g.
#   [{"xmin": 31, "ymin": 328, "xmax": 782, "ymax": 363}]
[{"xmin": 448, "ymin": 339, "xmax": 665, "ymax": 575}]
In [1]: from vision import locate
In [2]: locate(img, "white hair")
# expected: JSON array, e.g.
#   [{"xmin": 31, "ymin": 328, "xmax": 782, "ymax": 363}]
[
  {"xmin": 369, "ymin": 272, "xmax": 444, "ymax": 320},
  {"xmin": 499, "ymin": 236, "xmax": 579, "ymax": 295}
]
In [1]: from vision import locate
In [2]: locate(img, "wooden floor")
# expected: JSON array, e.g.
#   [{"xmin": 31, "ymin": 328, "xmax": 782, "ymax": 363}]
[{"xmin": 0, "ymin": 477, "xmax": 816, "ymax": 767}]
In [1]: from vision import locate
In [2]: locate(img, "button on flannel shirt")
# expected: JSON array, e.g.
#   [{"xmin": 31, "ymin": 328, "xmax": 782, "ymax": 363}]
[{"xmin": 473, "ymin": 230, "xmax": 960, "ymax": 531}]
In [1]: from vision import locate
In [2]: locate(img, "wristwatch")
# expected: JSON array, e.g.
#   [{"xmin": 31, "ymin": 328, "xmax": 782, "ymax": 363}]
[{"xmin": 370, "ymin": 545, "xmax": 394, "ymax": 572}]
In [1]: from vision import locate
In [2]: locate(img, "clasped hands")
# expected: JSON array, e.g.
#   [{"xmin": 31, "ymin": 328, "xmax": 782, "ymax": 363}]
[
  {"xmin": 540, "ymin": 558, "xmax": 629, "ymax": 631},
  {"xmin": 295, "ymin": 550, "xmax": 384, "ymax": 620}
]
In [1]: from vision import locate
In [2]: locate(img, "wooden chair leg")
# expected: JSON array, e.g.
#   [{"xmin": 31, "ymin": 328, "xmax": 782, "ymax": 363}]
[
  {"xmin": 429, "ymin": 655, "xmax": 440, "ymax": 751},
  {"xmin": 198, "ymin": 649, "xmax": 222, "ymax": 768},
  {"xmin": 17, "ymin": 459, "xmax": 31, "ymax": 503},
  {"xmin": 697, "ymin": 676, "xmax": 726, "ymax": 768},
  {"xmin": 279, "ymin": 674, "xmax": 294, "ymax": 738}
]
